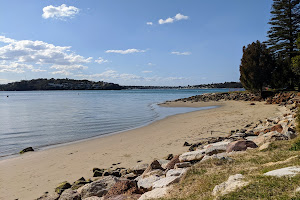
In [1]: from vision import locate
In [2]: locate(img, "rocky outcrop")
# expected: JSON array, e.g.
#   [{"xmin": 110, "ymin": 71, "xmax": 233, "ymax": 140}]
[
  {"xmin": 55, "ymin": 181, "xmax": 72, "ymax": 195},
  {"xmin": 19, "ymin": 147, "xmax": 34, "ymax": 154},
  {"xmin": 59, "ymin": 189, "xmax": 80, "ymax": 200},
  {"xmin": 138, "ymin": 188, "xmax": 169, "ymax": 200}
]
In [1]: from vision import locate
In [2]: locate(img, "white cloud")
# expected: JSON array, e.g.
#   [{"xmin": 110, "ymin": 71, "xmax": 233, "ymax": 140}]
[
  {"xmin": 105, "ymin": 49, "xmax": 146, "ymax": 54},
  {"xmin": 171, "ymin": 51, "xmax": 191, "ymax": 56},
  {"xmin": 0, "ymin": 62, "xmax": 33, "ymax": 73},
  {"xmin": 0, "ymin": 36, "xmax": 91, "ymax": 74},
  {"xmin": 42, "ymin": 4, "xmax": 79, "ymax": 20},
  {"xmin": 158, "ymin": 13, "xmax": 189, "ymax": 25},
  {"xmin": 0, "ymin": 79, "xmax": 15, "ymax": 84},
  {"xmin": 142, "ymin": 71, "xmax": 152, "ymax": 73},
  {"xmin": 147, "ymin": 62, "xmax": 155, "ymax": 66},
  {"xmin": 174, "ymin": 13, "xmax": 189, "ymax": 21},
  {"xmin": 146, "ymin": 22, "xmax": 153, "ymax": 25},
  {"xmin": 51, "ymin": 70, "xmax": 73, "ymax": 76},
  {"xmin": 95, "ymin": 57, "xmax": 109, "ymax": 64}
]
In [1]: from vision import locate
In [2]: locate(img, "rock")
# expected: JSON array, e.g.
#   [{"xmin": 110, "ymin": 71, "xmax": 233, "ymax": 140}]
[
  {"xmin": 253, "ymin": 131, "xmax": 288, "ymax": 146},
  {"xmin": 212, "ymin": 174, "xmax": 249, "ymax": 196},
  {"xmin": 166, "ymin": 168, "xmax": 188, "ymax": 177},
  {"xmin": 296, "ymin": 187, "xmax": 300, "ymax": 193},
  {"xmin": 165, "ymin": 155, "xmax": 180, "ymax": 170},
  {"xmin": 264, "ymin": 166, "xmax": 300, "ymax": 177},
  {"xmin": 80, "ymin": 176, "xmax": 119, "ymax": 198},
  {"xmin": 104, "ymin": 180, "xmax": 139, "ymax": 198},
  {"xmin": 137, "ymin": 175, "xmax": 161, "ymax": 190},
  {"xmin": 141, "ymin": 160, "xmax": 163, "ymax": 178},
  {"xmin": 59, "ymin": 189, "xmax": 80, "ymax": 200},
  {"xmin": 141, "ymin": 169, "xmax": 164, "ymax": 178},
  {"xmin": 37, "ymin": 192, "xmax": 60, "ymax": 200},
  {"xmin": 201, "ymin": 153, "xmax": 233, "ymax": 164},
  {"xmin": 138, "ymin": 188, "xmax": 169, "ymax": 200},
  {"xmin": 226, "ymin": 140, "xmax": 258, "ymax": 153},
  {"xmin": 264, "ymin": 124, "xmax": 283, "ymax": 134},
  {"xmin": 123, "ymin": 173, "xmax": 137, "ymax": 180},
  {"xmin": 183, "ymin": 141, "xmax": 191, "ymax": 146},
  {"xmin": 174, "ymin": 162, "xmax": 191, "ymax": 169},
  {"xmin": 19, "ymin": 147, "xmax": 34, "ymax": 154},
  {"xmin": 284, "ymin": 131, "xmax": 297, "ymax": 140},
  {"xmin": 83, "ymin": 197, "xmax": 103, "ymax": 200},
  {"xmin": 259, "ymin": 142, "xmax": 271, "ymax": 151},
  {"xmin": 179, "ymin": 149, "xmax": 205, "ymax": 162},
  {"xmin": 104, "ymin": 194, "xmax": 141, "ymax": 200},
  {"xmin": 165, "ymin": 154, "xmax": 173, "ymax": 160},
  {"xmin": 72, "ymin": 177, "xmax": 89, "ymax": 190},
  {"xmin": 204, "ymin": 141, "xmax": 230, "ymax": 156},
  {"xmin": 157, "ymin": 159, "xmax": 169, "ymax": 169},
  {"xmin": 94, "ymin": 170, "xmax": 104, "ymax": 177},
  {"xmin": 131, "ymin": 164, "xmax": 149, "ymax": 175},
  {"xmin": 152, "ymin": 176, "xmax": 180, "ymax": 188},
  {"xmin": 55, "ymin": 181, "xmax": 72, "ymax": 194}
]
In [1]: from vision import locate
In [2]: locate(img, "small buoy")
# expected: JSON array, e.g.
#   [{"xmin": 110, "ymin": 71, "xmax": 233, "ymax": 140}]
[{"xmin": 6, "ymin": 95, "xmax": 9, "ymax": 97}]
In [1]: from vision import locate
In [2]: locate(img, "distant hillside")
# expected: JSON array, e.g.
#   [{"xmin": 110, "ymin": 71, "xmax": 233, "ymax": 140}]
[
  {"xmin": 0, "ymin": 78, "xmax": 124, "ymax": 91},
  {"xmin": 124, "ymin": 82, "xmax": 243, "ymax": 89}
]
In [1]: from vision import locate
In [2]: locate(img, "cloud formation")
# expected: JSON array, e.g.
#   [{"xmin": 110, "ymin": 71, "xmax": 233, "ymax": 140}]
[
  {"xmin": 146, "ymin": 22, "xmax": 153, "ymax": 25},
  {"xmin": 42, "ymin": 4, "xmax": 79, "ymax": 19},
  {"xmin": 171, "ymin": 51, "xmax": 191, "ymax": 56},
  {"xmin": 95, "ymin": 57, "xmax": 109, "ymax": 64},
  {"xmin": 158, "ymin": 13, "xmax": 189, "ymax": 24},
  {"xmin": 0, "ymin": 36, "xmax": 92, "ymax": 74},
  {"xmin": 105, "ymin": 49, "xmax": 146, "ymax": 54}
]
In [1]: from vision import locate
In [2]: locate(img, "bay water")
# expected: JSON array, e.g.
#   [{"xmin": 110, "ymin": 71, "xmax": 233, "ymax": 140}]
[{"xmin": 0, "ymin": 89, "xmax": 230, "ymax": 158}]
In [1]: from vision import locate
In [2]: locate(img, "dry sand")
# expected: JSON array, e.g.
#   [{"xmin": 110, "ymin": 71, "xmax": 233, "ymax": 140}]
[{"xmin": 0, "ymin": 101, "xmax": 282, "ymax": 200}]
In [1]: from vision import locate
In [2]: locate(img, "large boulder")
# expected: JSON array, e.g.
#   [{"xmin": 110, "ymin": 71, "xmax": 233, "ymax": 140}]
[
  {"xmin": 264, "ymin": 166, "xmax": 300, "ymax": 177},
  {"xmin": 59, "ymin": 189, "xmax": 80, "ymax": 200},
  {"xmin": 138, "ymin": 188, "xmax": 169, "ymax": 200},
  {"xmin": 212, "ymin": 174, "xmax": 249, "ymax": 196},
  {"xmin": 80, "ymin": 176, "xmax": 119, "ymax": 199},
  {"xmin": 226, "ymin": 140, "xmax": 258, "ymax": 153},
  {"xmin": 165, "ymin": 155, "xmax": 180, "ymax": 170},
  {"xmin": 137, "ymin": 175, "xmax": 161, "ymax": 190},
  {"xmin": 152, "ymin": 176, "xmax": 180, "ymax": 189},
  {"xmin": 179, "ymin": 149, "xmax": 205, "ymax": 162}
]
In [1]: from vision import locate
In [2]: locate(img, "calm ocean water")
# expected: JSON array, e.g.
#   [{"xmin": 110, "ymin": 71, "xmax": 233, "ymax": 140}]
[{"xmin": 0, "ymin": 89, "xmax": 231, "ymax": 158}]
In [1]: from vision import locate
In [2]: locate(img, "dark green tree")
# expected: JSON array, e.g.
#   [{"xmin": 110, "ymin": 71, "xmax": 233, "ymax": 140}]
[
  {"xmin": 240, "ymin": 41, "xmax": 274, "ymax": 95},
  {"xmin": 267, "ymin": 0, "xmax": 300, "ymax": 58},
  {"xmin": 291, "ymin": 33, "xmax": 300, "ymax": 90}
]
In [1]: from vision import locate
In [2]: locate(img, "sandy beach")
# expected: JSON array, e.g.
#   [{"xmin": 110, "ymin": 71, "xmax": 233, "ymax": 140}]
[{"xmin": 0, "ymin": 100, "xmax": 282, "ymax": 200}]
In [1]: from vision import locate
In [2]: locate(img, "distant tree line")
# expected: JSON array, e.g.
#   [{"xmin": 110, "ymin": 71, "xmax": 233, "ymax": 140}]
[
  {"xmin": 0, "ymin": 78, "xmax": 124, "ymax": 91},
  {"xmin": 240, "ymin": 0, "xmax": 300, "ymax": 95}
]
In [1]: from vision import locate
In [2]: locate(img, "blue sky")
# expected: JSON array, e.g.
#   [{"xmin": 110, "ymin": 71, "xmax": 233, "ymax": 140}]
[{"xmin": 0, "ymin": 0, "xmax": 273, "ymax": 86}]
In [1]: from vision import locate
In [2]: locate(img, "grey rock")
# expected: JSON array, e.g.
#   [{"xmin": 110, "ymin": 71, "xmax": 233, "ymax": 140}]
[
  {"xmin": 80, "ymin": 176, "xmax": 119, "ymax": 199},
  {"xmin": 166, "ymin": 168, "xmax": 188, "ymax": 177},
  {"xmin": 179, "ymin": 149, "xmax": 205, "ymax": 162},
  {"xmin": 138, "ymin": 188, "xmax": 169, "ymax": 200},
  {"xmin": 264, "ymin": 166, "xmax": 300, "ymax": 177},
  {"xmin": 212, "ymin": 174, "xmax": 249, "ymax": 196},
  {"xmin": 152, "ymin": 176, "xmax": 180, "ymax": 188},
  {"xmin": 137, "ymin": 175, "xmax": 161, "ymax": 190},
  {"xmin": 59, "ymin": 189, "xmax": 80, "ymax": 200},
  {"xmin": 174, "ymin": 162, "xmax": 192, "ymax": 168}
]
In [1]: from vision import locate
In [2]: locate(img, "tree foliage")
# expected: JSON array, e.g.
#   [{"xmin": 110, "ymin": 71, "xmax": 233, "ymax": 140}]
[
  {"xmin": 267, "ymin": 0, "xmax": 300, "ymax": 58},
  {"xmin": 240, "ymin": 41, "xmax": 274, "ymax": 94}
]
